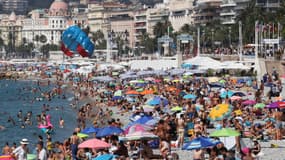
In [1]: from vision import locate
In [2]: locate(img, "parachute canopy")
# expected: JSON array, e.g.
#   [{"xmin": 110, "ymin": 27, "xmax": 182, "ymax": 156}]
[{"xmin": 61, "ymin": 25, "xmax": 95, "ymax": 57}]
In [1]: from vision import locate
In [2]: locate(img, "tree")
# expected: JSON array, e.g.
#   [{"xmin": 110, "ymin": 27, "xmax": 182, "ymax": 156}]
[
  {"xmin": 140, "ymin": 33, "xmax": 156, "ymax": 54},
  {"xmin": 153, "ymin": 20, "xmax": 173, "ymax": 39},
  {"xmin": 34, "ymin": 35, "xmax": 40, "ymax": 48},
  {"xmin": 39, "ymin": 35, "xmax": 47, "ymax": 44},
  {"xmin": 91, "ymin": 30, "xmax": 106, "ymax": 49}
]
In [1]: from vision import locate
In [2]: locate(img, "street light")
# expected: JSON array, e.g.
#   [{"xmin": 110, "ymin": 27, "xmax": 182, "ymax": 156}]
[{"xmin": 228, "ymin": 26, "xmax": 232, "ymax": 48}]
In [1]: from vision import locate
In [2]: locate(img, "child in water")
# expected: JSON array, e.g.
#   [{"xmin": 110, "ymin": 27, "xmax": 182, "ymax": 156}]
[{"xmin": 59, "ymin": 117, "xmax": 64, "ymax": 128}]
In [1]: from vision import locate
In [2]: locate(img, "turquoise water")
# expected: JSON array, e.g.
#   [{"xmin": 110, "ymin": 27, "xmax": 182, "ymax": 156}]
[{"xmin": 0, "ymin": 80, "xmax": 77, "ymax": 148}]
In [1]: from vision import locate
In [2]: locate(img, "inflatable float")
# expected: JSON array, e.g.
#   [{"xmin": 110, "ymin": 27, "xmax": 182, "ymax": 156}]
[{"xmin": 38, "ymin": 115, "xmax": 53, "ymax": 129}]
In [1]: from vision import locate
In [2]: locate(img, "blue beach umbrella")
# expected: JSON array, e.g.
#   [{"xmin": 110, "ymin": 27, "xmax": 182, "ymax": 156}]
[
  {"xmin": 112, "ymin": 96, "xmax": 123, "ymax": 101},
  {"xmin": 182, "ymin": 137, "xmax": 217, "ymax": 150},
  {"xmin": 96, "ymin": 126, "xmax": 124, "ymax": 138},
  {"xmin": 93, "ymin": 154, "xmax": 116, "ymax": 160},
  {"xmin": 220, "ymin": 90, "xmax": 234, "ymax": 98},
  {"xmin": 147, "ymin": 97, "xmax": 169, "ymax": 106},
  {"xmin": 183, "ymin": 94, "xmax": 197, "ymax": 100},
  {"xmin": 81, "ymin": 127, "xmax": 99, "ymax": 134},
  {"xmin": 232, "ymin": 92, "xmax": 246, "ymax": 97}
]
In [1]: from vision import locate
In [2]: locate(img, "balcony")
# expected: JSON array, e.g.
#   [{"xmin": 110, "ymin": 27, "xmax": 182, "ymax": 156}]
[{"xmin": 220, "ymin": 11, "xmax": 236, "ymax": 16}]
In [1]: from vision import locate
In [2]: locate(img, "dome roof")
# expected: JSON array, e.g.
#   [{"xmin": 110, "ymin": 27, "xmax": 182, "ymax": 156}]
[
  {"xmin": 49, "ymin": 0, "xmax": 68, "ymax": 11},
  {"xmin": 9, "ymin": 12, "xmax": 16, "ymax": 21}
]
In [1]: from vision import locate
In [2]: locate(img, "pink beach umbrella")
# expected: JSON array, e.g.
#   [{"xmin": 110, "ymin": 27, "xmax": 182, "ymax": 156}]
[
  {"xmin": 230, "ymin": 96, "xmax": 241, "ymax": 101},
  {"xmin": 124, "ymin": 124, "xmax": 153, "ymax": 134},
  {"xmin": 0, "ymin": 155, "xmax": 14, "ymax": 160},
  {"xmin": 242, "ymin": 100, "xmax": 256, "ymax": 105},
  {"xmin": 78, "ymin": 138, "xmax": 111, "ymax": 149}
]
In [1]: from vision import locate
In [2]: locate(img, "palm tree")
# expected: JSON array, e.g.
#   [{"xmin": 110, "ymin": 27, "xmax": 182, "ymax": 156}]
[
  {"xmin": 91, "ymin": 30, "xmax": 106, "ymax": 49},
  {"xmin": 34, "ymin": 35, "xmax": 40, "ymax": 49},
  {"xmin": 39, "ymin": 35, "xmax": 47, "ymax": 44}
]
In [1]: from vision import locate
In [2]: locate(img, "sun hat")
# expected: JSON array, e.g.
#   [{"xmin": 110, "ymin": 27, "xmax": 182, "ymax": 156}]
[{"xmin": 20, "ymin": 138, "xmax": 29, "ymax": 145}]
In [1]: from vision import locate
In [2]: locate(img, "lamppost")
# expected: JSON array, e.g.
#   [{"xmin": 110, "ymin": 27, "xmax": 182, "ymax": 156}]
[
  {"xmin": 211, "ymin": 28, "xmax": 214, "ymax": 49},
  {"xmin": 228, "ymin": 26, "xmax": 232, "ymax": 47}
]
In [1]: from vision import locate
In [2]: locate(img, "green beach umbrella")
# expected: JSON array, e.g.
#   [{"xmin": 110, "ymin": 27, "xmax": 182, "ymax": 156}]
[
  {"xmin": 219, "ymin": 79, "xmax": 226, "ymax": 83},
  {"xmin": 136, "ymin": 88, "xmax": 144, "ymax": 92},
  {"xmin": 210, "ymin": 128, "xmax": 240, "ymax": 137},
  {"xmin": 77, "ymin": 133, "xmax": 89, "ymax": 138},
  {"xmin": 171, "ymin": 106, "xmax": 183, "ymax": 112},
  {"xmin": 254, "ymin": 103, "xmax": 265, "ymax": 109},
  {"xmin": 114, "ymin": 90, "xmax": 122, "ymax": 96},
  {"xmin": 27, "ymin": 154, "xmax": 37, "ymax": 160}
]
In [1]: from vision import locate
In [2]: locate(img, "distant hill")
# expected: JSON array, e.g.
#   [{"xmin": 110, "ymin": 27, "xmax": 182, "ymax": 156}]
[{"xmin": 28, "ymin": 0, "xmax": 54, "ymax": 10}]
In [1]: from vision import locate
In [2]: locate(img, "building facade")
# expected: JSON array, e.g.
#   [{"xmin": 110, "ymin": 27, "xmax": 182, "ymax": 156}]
[
  {"xmin": 2, "ymin": 0, "xmax": 28, "ymax": 14},
  {"xmin": 220, "ymin": 0, "xmax": 236, "ymax": 25},
  {"xmin": 167, "ymin": 0, "xmax": 195, "ymax": 32}
]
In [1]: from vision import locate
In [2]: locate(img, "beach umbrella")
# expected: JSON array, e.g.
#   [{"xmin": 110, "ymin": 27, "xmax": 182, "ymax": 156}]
[
  {"xmin": 136, "ymin": 88, "xmax": 144, "ymax": 92},
  {"xmin": 125, "ymin": 90, "xmax": 140, "ymax": 95},
  {"xmin": 133, "ymin": 115, "xmax": 154, "ymax": 124},
  {"xmin": 140, "ymin": 89, "xmax": 154, "ymax": 95},
  {"xmin": 147, "ymin": 96, "xmax": 169, "ymax": 106},
  {"xmin": 0, "ymin": 155, "xmax": 13, "ymax": 160},
  {"xmin": 96, "ymin": 126, "xmax": 124, "ymax": 138},
  {"xmin": 120, "ymin": 131, "xmax": 158, "ymax": 141},
  {"xmin": 112, "ymin": 96, "xmax": 123, "ymax": 101},
  {"xmin": 242, "ymin": 100, "xmax": 256, "ymax": 105},
  {"xmin": 81, "ymin": 127, "xmax": 99, "ymax": 134},
  {"xmin": 77, "ymin": 133, "xmax": 89, "ymax": 138},
  {"xmin": 210, "ymin": 128, "xmax": 240, "ymax": 137},
  {"xmin": 254, "ymin": 103, "xmax": 266, "ymax": 109},
  {"xmin": 142, "ymin": 105, "xmax": 155, "ymax": 112},
  {"xmin": 220, "ymin": 90, "xmax": 234, "ymax": 98},
  {"xmin": 93, "ymin": 154, "xmax": 116, "ymax": 160},
  {"xmin": 208, "ymin": 104, "xmax": 233, "ymax": 121},
  {"xmin": 232, "ymin": 92, "xmax": 246, "ymax": 97},
  {"xmin": 144, "ymin": 77, "xmax": 155, "ymax": 81},
  {"xmin": 267, "ymin": 102, "xmax": 279, "ymax": 109},
  {"xmin": 182, "ymin": 137, "xmax": 218, "ymax": 150},
  {"xmin": 114, "ymin": 90, "xmax": 122, "ymax": 96},
  {"xmin": 27, "ymin": 154, "xmax": 36, "ymax": 160},
  {"xmin": 124, "ymin": 124, "xmax": 153, "ymax": 134},
  {"xmin": 78, "ymin": 138, "xmax": 111, "ymax": 149},
  {"xmin": 230, "ymin": 96, "xmax": 241, "ymax": 101},
  {"xmin": 208, "ymin": 77, "xmax": 219, "ymax": 83},
  {"xmin": 171, "ymin": 106, "xmax": 183, "ymax": 112},
  {"xmin": 219, "ymin": 79, "xmax": 226, "ymax": 84},
  {"xmin": 183, "ymin": 94, "xmax": 197, "ymax": 100}
]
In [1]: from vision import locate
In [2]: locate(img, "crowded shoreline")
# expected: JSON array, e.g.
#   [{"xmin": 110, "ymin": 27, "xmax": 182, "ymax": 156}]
[{"xmin": 0, "ymin": 60, "xmax": 284, "ymax": 160}]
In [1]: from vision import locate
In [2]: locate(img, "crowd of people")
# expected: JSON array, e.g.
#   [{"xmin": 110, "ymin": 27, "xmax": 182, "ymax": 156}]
[{"xmin": 0, "ymin": 62, "xmax": 284, "ymax": 160}]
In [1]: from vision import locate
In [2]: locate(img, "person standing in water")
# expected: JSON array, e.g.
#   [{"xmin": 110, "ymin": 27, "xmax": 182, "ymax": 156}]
[{"xmin": 59, "ymin": 117, "xmax": 64, "ymax": 128}]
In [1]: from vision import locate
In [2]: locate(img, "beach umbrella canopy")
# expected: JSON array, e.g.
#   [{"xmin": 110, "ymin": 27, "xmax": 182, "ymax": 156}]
[
  {"xmin": 171, "ymin": 106, "xmax": 183, "ymax": 112},
  {"xmin": 124, "ymin": 124, "xmax": 153, "ymax": 134},
  {"xmin": 125, "ymin": 90, "xmax": 140, "ymax": 95},
  {"xmin": 242, "ymin": 100, "xmax": 256, "ymax": 105},
  {"xmin": 77, "ymin": 133, "xmax": 89, "ymax": 138},
  {"xmin": 114, "ymin": 90, "xmax": 122, "ymax": 96},
  {"xmin": 27, "ymin": 154, "xmax": 36, "ymax": 160},
  {"xmin": 182, "ymin": 137, "xmax": 218, "ymax": 150},
  {"xmin": 0, "ymin": 155, "xmax": 14, "ymax": 160},
  {"xmin": 267, "ymin": 102, "xmax": 279, "ymax": 109},
  {"xmin": 142, "ymin": 105, "xmax": 155, "ymax": 112},
  {"xmin": 96, "ymin": 126, "xmax": 124, "ymax": 138},
  {"xmin": 93, "ymin": 154, "xmax": 116, "ymax": 160},
  {"xmin": 133, "ymin": 115, "xmax": 154, "ymax": 124},
  {"xmin": 210, "ymin": 128, "xmax": 240, "ymax": 137},
  {"xmin": 208, "ymin": 104, "xmax": 233, "ymax": 121},
  {"xmin": 78, "ymin": 138, "xmax": 111, "ymax": 149},
  {"xmin": 112, "ymin": 96, "xmax": 123, "ymax": 101},
  {"xmin": 183, "ymin": 94, "xmax": 197, "ymax": 100},
  {"xmin": 81, "ymin": 127, "xmax": 100, "ymax": 134},
  {"xmin": 147, "ymin": 96, "xmax": 169, "ymax": 106},
  {"xmin": 120, "ymin": 131, "xmax": 158, "ymax": 141},
  {"xmin": 232, "ymin": 92, "xmax": 246, "ymax": 97},
  {"xmin": 140, "ymin": 89, "xmax": 154, "ymax": 95},
  {"xmin": 230, "ymin": 96, "xmax": 241, "ymax": 101},
  {"xmin": 220, "ymin": 90, "xmax": 234, "ymax": 98},
  {"xmin": 254, "ymin": 103, "xmax": 266, "ymax": 109}
]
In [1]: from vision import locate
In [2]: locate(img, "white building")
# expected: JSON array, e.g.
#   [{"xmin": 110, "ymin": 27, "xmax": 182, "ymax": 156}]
[
  {"xmin": 167, "ymin": 0, "xmax": 195, "ymax": 32},
  {"xmin": 21, "ymin": 0, "xmax": 88, "ymax": 46},
  {"xmin": 220, "ymin": 0, "xmax": 236, "ymax": 25}
]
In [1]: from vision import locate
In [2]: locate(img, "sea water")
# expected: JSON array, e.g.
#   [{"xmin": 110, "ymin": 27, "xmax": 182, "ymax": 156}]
[{"xmin": 0, "ymin": 80, "xmax": 78, "ymax": 149}]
